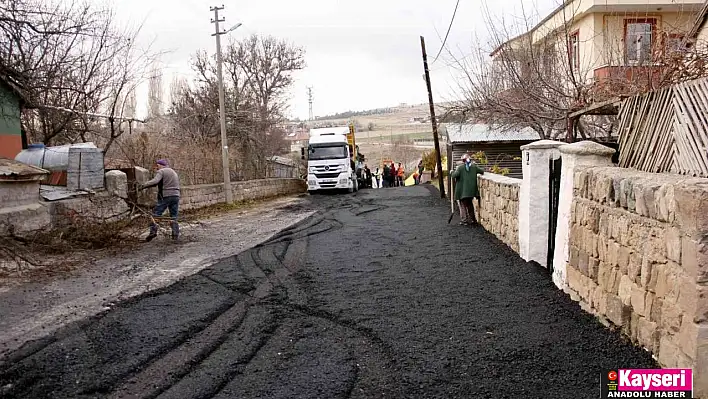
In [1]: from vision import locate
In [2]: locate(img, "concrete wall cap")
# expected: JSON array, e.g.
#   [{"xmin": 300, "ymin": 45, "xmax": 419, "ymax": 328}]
[
  {"xmin": 520, "ymin": 140, "xmax": 566, "ymax": 150},
  {"xmin": 559, "ymin": 141, "xmax": 616, "ymax": 156}
]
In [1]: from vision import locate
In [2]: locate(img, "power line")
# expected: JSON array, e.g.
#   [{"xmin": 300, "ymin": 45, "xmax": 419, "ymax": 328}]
[{"xmin": 432, "ymin": 0, "xmax": 460, "ymax": 65}]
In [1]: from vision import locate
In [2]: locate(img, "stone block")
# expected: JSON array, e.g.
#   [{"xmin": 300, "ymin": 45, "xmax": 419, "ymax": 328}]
[
  {"xmin": 578, "ymin": 251, "xmax": 589, "ymax": 276},
  {"xmin": 677, "ymin": 275, "xmax": 697, "ymax": 320},
  {"xmin": 618, "ymin": 275, "xmax": 635, "ymax": 305},
  {"xmin": 606, "ymin": 293, "xmax": 632, "ymax": 327},
  {"xmin": 682, "ymin": 236, "xmax": 708, "ymax": 284},
  {"xmin": 589, "ymin": 257, "xmax": 600, "ymax": 282},
  {"xmin": 661, "ymin": 300, "xmax": 683, "ymax": 333},
  {"xmin": 658, "ymin": 335, "xmax": 681, "ymax": 368},
  {"xmin": 651, "ymin": 297, "xmax": 663, "ymax": 324},
  {"xmin": 628, "ymin": 251, "xmax": 643, "ymax": 284},
  {"xmin": 674, "ymin": 181, "xmax": 708, "ymax": 237},
  {"xmin": 637, "ymin": 316, "xmax": 660, "ymax": 353},
  {"xmin": 631, "ymin": 285, "xmax": 649, "ymax": 316},
  {"xmin": 640, "ymin": 258, "xmax": 655, "ymax": 288},
  {"xmin": 599, "ymin": 213, "xmax": 610, "ymax": 237},
  {"xmin": 105, "ymin": 170, "xmax": 128, "ymax": 199},
  {"xmin": 607, "ymin": 240, "xmax": 621, "ymax": 267},
  {"xmin": 678, "ymin": 320, "xmax": 699, "ymax": 358},
  {"xmin": 665, "ymin": 227, "xmax": 682, "ymax": 264},
  {"xmin": 622, "ymin": 178, "xmax": 636, "ymax": 211},
  {"xmin": 654, "ymin": 263, "xmax": 670, "ymax": 298},
  {"xmin": 618, "ymin": 246, "xmax": 631, "ymax": 276}
]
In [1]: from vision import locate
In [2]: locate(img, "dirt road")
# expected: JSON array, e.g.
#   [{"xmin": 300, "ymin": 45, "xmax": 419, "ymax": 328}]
[{"xmin": 0, "ymin": 186, "xmax": 656, "ymax": 398}]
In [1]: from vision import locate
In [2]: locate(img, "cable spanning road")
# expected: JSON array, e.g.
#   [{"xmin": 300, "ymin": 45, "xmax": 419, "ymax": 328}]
[{"xmin": 0, "ymin": 186, "xmax": 656, "ymax": 399}]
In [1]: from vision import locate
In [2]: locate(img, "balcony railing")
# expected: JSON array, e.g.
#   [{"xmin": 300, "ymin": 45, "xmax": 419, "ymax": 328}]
[{"xmin": 591, "ymin": 65, "xmax": 667, "ymax": 98}]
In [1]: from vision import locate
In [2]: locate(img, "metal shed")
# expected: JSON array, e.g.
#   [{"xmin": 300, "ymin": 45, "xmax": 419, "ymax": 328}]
[{"xmin": 443, "ymin": 123, "xmax": 540, "ymax": 179}]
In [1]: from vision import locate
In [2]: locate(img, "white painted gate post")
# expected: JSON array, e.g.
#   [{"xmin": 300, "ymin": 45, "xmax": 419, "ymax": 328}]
[
  {"xmin": 518, "ymin": 140, "xmax": 564, "ymax": 267},
  {"xmin": 551, "ymin": 141, "xmax": 615, "ymax": 290}
]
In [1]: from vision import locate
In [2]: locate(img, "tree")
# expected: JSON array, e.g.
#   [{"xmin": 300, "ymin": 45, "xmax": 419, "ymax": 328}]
[
  {"xmin": 166, "ymin": 34, "xmax": 305, "ymax": 182},
  {"xmin": 0, "ymin": 0, "xmax": 158, "ymax": 150}
]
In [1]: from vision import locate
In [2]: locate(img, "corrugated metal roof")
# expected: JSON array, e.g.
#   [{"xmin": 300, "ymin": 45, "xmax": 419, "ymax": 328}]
[
  {"xmin": 444, "ymin": 123, "xmax": 541, "ymax": 144},
  {"xmin": 0, "ymin": 158, "xmax": 50, "ymax": 181},
  {"xmin": 269, "ymin": 156, "xmax": 296, "ymax": 167}
]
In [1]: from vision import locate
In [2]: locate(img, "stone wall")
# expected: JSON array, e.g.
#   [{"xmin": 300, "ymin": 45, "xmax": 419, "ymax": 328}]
[
  {"xmin": 181, "ymin": 178, "xmax": 306, "ymax": 211},
  {"xmin": 565, "ymin": 166, "xmax": 708, "ymax": 395},
  {"xmin": 476, "ymin": 173, "xmax": 521, "ymax": 253}
]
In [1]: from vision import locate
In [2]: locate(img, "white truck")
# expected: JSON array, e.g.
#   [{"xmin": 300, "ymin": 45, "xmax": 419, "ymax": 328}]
[{"xmin": 302, "ymin": 125, "xmax": 361, "ymax": 193}]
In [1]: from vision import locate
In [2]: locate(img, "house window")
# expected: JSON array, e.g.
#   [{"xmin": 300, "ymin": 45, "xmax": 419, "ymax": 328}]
[
  {"xmin": 625, "ymin": 18, "xmax": 657, "ymax": 65},
  {"xmin": 568, "ymin": 31, "xmax": 580, "ymax": 71}
]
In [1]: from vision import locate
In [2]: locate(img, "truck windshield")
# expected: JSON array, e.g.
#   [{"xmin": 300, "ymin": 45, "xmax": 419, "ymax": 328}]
[{"xmin": 308, "ymin": 145, "xmax": 348, "ymax": 160}]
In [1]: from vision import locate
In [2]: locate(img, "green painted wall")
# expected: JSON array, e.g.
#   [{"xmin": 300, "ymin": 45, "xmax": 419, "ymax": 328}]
[{"xmin": 0, "ymin": 83, "xmax": 21, "ymax": 136}]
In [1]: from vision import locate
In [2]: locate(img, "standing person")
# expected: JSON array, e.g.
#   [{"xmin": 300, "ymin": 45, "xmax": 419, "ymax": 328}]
[
  {"xmin": 382, "ymin": 163, "xmax": 390, "ymax": 188},
  {"xmin": 389, "ymin": 162, "xmax": 397, "ymax": 188},
  {"xmin": 373, "ymin": 167, "xmax": 382, "ymax": 189},
  {"xmin": 417, "ymin": 161, "xmax": 424, "ymax": 184},
  {"xmin": 139, "ymin": 159, "xmax": 181, "ymax": 241},
  {"xmin": 450, "ymin": 153, "xmax": 484, "ymax": 226},
  {"xmin": 364, "ymin": 164, "xmax": 372, "ymax": 188},
  {"xmin": 396, "ymin": 162, "xmax": 405, "ymax": 187}
]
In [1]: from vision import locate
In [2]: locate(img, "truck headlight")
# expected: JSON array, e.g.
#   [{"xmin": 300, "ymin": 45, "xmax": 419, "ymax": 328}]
[{"xmin": 339, "ymin": 177, "xmax": 348, "ymax": 184}]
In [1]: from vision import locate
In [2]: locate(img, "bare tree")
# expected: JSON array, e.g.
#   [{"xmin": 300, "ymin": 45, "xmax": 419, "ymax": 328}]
[{"xmin": 0, "ymin": 0, "xmax": 158, "ymax": 149}]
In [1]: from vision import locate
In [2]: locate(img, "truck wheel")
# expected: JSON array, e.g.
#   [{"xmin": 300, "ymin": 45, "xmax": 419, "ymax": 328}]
[{"xmin": 308, "ymin": 190, "xmax": 316, "ymax": 195}]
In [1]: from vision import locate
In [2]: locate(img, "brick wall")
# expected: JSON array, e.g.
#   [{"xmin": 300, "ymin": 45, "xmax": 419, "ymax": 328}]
[
  {"xmin": 566, "ymin": 166, "xmax": 708, "ymax": 390},
  {"xmin": 476, "ymin": 173, "xmax": 521, "ymax": 253},
  {"xmin": 181, "ymin": 178, "xmax": 306, "ymax": 211}
]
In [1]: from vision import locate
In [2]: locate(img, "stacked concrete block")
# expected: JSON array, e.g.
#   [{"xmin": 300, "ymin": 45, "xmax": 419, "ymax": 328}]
[
  {"xmin": 476, "ymin": 174, "xmax": 521, "ymax": 253},
  {"xmin": 565, "ymin": 166, "xmax": 708, "ymax": 396}
]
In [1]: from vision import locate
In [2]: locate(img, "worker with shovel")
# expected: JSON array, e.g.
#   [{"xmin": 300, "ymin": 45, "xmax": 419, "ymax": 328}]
[{"xmin": 450, "ymin": 153, "xmax": 484, "ymax": 226}]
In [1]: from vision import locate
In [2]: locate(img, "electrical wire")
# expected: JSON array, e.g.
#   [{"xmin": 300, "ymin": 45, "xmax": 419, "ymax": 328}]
[{"xmin": 432, "ymin": 0, "xmax": 461, "ymax": 65}]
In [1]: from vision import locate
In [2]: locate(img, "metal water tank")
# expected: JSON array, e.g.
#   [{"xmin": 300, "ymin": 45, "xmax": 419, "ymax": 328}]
[{"xmin": 15, "ymin": 142, "xmax": 97, "ymax": 171}]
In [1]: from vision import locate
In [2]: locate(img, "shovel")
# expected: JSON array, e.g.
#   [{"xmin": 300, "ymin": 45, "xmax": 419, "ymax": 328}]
[{"xmin": 447, "ymin": 177, "xmax": 455, "ymax": 224}]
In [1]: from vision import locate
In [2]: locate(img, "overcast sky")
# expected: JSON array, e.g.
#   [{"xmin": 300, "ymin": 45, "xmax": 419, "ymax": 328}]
[{"xmin": 112, "ymin": 0, "xmax": 556, "ymax": 120}]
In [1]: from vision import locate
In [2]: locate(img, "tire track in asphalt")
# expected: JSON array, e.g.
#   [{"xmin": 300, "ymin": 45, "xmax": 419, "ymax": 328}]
[{"xmin": 0, "ymin": 193, "xmax": 405, "ymax": 398}]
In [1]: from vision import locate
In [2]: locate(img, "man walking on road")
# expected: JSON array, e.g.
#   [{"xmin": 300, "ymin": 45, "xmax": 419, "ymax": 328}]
[
  {"xmin": 451, "ymin": 153, "xmax": 484, "ymax": 226},
  {"xmin": 139, "ymin": 159, "xmax": 181, "ymax": 242}
]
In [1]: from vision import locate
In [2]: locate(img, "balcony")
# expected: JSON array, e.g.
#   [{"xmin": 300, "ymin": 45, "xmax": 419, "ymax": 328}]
[{"xmin": 591, "ymin": 65, "xmax": 667, "ymax": 99}]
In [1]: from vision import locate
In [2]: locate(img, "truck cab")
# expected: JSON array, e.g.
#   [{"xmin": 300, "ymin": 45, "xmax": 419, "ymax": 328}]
[{"xmin": 304, "ymin": 126, "xmax": 359, "ymax": 193}]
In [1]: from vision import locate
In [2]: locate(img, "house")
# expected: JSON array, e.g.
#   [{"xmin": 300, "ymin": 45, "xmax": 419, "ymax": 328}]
[
  {"xmin": 285, "ymin": 129, "xmax": 309, "ymax": 153},
  {"xmin": 0, "ymin": 75, "xmax": 30, "ymax": 159},
  {"xmin": 443, "ymin": 123, "xmax": 541, "ymax": 178},
  {"xmin": 491, "ymin": 0, "xmax": 704, "ymax": 95}
]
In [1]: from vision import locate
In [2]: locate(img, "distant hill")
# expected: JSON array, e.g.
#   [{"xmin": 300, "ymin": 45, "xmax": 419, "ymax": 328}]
[{"xmin": 315, "ymin": 106, "xmax": 403, "ymax": 120}]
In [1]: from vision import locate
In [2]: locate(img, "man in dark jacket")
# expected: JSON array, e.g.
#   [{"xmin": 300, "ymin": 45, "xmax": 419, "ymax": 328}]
[
  {"xmin": 389, "ymin": 163, "xmax": 397, "ymax": 187},
  {"xmin": 450, "ymin": 153, "xmax": 484, "ymax": 225},
  {"xmin": 139, "ymin": 159, "xmax": 181, "ymax": 241},
  {"xmin": 382, "ymin": 164, "xmax": 390, "ymax": 188}
]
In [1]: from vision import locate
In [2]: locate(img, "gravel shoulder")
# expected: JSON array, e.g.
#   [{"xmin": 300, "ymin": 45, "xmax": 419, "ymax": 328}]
[{"xmin": 0, "ymin": 195, "xmax": 315, "ymax": 358}]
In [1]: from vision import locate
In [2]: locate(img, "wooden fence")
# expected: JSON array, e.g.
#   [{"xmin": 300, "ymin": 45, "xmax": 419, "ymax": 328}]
[{"xmin": 617, "ymin": 77, "xmax": 708, "ymax": 177}]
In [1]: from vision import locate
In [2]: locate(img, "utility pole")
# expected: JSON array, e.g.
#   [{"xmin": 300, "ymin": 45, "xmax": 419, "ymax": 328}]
[
  {"xmin": 420, "ymin": 36, "xmax": 446, "ymax": 199},
  {"xmin": 211, "ymin": 5, "xmax": 233, "ymax": 204},
  {"xmin": 307, "ymin": 86, "xmax": 314, "ymax": 121}
]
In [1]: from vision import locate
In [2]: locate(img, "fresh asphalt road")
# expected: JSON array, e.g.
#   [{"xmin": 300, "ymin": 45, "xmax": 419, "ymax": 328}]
[{"xmin": 0, "ymin": 186, "xmax": 656, "ymax": 399}]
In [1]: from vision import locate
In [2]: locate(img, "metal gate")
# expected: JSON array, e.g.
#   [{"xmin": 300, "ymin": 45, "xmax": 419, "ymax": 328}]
[{"xmin": 547, "ymin": 157, "xmax": 562, "ymax": 274}]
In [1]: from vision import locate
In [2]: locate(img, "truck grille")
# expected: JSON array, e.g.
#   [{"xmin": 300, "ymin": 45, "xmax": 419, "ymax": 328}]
[
  {"xmin": 312, "ymin": 164, "xmax": 343, "ymax": 173},
  {"xmin": 314, "ymin": 172, "xmax": 340, "ymax": 179}
]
